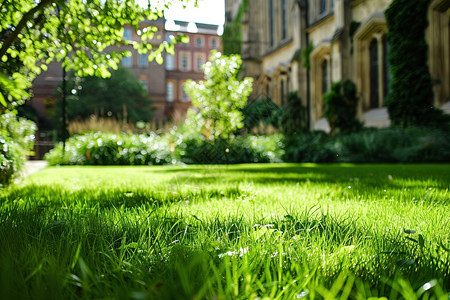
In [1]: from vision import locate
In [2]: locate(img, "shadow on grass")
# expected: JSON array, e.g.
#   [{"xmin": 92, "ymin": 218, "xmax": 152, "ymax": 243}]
[{"xmin": 0, "ymin": 203, "xmax": 449, "ymax": 298}]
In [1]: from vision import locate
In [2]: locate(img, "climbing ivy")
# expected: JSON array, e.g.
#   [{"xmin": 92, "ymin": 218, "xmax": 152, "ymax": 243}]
[
  {"xmin": 385, "ymin": 0, "xmax": 449, "ymax": 128},
  {"xmin": 302, "ymin": 41, "xmax": 314, "ymax": 70},
  {"xmin": 222, "ymin": 0, "xmax": 249, "ymax": 55}
]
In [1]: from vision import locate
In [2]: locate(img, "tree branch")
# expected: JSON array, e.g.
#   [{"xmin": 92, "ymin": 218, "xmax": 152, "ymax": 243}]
[{"xmin": 0, "ymin": 0, "xmax": 55, "ymax": 59}]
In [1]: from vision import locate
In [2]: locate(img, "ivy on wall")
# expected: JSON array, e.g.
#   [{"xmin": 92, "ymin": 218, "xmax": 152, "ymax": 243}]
[
  {"xmin": 222, "ymin": 0, "xmax": 249, "ymax": 55},
  {"xmin": 385, "ymin": 0, "xmax": 449, "ymax": 128}
]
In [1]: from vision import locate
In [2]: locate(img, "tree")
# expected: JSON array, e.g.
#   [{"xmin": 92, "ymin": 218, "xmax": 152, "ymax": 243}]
[
  {"xmin": 184, "ymin": 51, "xmax": 253, "ymax": 140},
  {"xmin": 0, "ymin": 0, "xmax": 191, "ymax": 111},
  {"xmin": 53, "ymin": 67, "xmax": 153, "ymax": 124},
  {"xmin": 385, "ymin": 0, "xmax": 449, "ymax": 128}
]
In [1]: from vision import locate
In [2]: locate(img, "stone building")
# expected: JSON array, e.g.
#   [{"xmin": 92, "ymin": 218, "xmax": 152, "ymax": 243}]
[{"xmin": 225, "ymin": 0, "xmax": 450, "ymax": 131}]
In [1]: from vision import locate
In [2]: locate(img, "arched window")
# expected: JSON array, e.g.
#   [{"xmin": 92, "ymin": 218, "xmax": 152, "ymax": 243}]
[
  {"xmin": 281, "ymin": 80, "xmax": 285, "ymax": 106},
  {"xmin": 369, "ymin": 39, "xmax": 379, "ymax": 108},
  {"xmin": 320, "ymin": 0, "xmax": 327, "ymax": 14},
  {"xmin": 321, "ymin": 60, "xmax": 328, "ymax": 95}
]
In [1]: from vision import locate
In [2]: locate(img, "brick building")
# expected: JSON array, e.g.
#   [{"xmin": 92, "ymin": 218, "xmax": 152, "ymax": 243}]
[
  {"xmin": 29, "ymin": 18, "xmax": 222, "ymax": 127},
  {"xmin": 164, "ymin": 21, "xmax": 222, "ymax": 120}
]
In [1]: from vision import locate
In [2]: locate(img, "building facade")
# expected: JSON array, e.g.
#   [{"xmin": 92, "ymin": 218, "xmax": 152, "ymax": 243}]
[
  {"xmin": 165, "ymin": 21, "xmax": 222, "ymax": 120},
  {"xmin": 29, "ymin": 19, "xmax": 222, "ymax": 127},
  {"xmin": 225, "ymin": 0, "xmax": 450, "ymax": 130}
]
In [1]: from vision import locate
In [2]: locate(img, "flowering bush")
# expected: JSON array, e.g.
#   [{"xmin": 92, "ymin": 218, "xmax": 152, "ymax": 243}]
[
  {"xmin": 45, "ymin": 132, "xmax": 175, "ymax": 166},
  {"xmin": 0, "ymin": 113, "xmax": 36, "ymax": 185}
]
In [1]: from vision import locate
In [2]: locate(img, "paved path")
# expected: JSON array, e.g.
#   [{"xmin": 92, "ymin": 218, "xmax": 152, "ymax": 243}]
[{"xmin": 22, "ymin": 160, "xmax": 48, "ymax": 178}]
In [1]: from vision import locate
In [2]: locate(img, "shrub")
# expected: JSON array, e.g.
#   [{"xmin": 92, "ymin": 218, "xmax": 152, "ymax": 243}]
[
  {"xmin": 45, "ymin": 132, "xmax": 174, "ymax": 166},
  {"xmin": 170, "ymin": 126, "xmax": 284, "ymax": 164},
  {"xmin": 336, "ymin": 127, "xmax": 450, "ymax": 163},
  {"xmin": 280, "ymin": 92, "xmax": 308, "ymax": 135},
  {"xmin": 283, "ymin": 131, "xmax": 337, "ymax": 163},
  {"xmin": 323, "ymin": 80, "xmax": 362, "ymax": 136},
  {"xmin": 283, "ymin": 127, "xmax": 450, "ymax": 163},
  {"xmin": 242, "ymin": 97, "xmax": 281, "ymax": 133},
  {"xmin": 0, "ymin": 113, "xmax": 37, "ymax": 185},
  {"xmin": 0, "ymin": 134, "xmax": 21, "ymax": 185}
]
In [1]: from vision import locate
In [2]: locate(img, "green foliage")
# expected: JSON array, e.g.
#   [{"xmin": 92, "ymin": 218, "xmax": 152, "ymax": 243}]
[
  {"xmin": 52, "ymin": 68, "xmax": 153, "ymax": 125},
  {"xmin": 0, "ymin": 134, "xmax": 20, "ymax": 186},
  {"xmin": 302, "ymin": 41, "xmax": 314, "ymax": 70},
  {"xmin": 385, "ymin": 0, "xmax": 450, "ymax": 128},
  {"xmin": 242, "ymin": 97, "xmax": 282, "ymax": 132},
  {"xmin": 281, "ymin": 92, "xmax": 308, "ymax": 135},
  {"xmin": 222, "ymin": 0, "xmax": 249, "ymax": 55},
  {"xmin": 0, "ymin": 113, "xmax": 36, "ymax": 185},
  {"xmin": 283, "ymin": 127, "xmax": 450, "ymax": 163},
  {"xmin": 336, "ymin": 127, "xmax": 450, "ymax": 163},
  {"xmin": 44, "ymin": 132, "xmax": 174, "ymax": 166},
  {"xmin": 0, "ymin": 0, "xmax": 189, "ymax": 107},
  {"xmin": 172, "ymin": 128, "xmax": 284, "ymax": 164},
  {"xmin": 184, "ymin": 52, "xmax": 253, "ymax": 140},
  {"xmin": 283, "ymin": 131, "xmax": 337, "ymax": 163},
  {"xmin": 349, "ymin": 21, "xmax": 361, "ymax": 55},
  {"xmin": 323, "ymin": 80, "xmax": 362, "ymax": 135}
]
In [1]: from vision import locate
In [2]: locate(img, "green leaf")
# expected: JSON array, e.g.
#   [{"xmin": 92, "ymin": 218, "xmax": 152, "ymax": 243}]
[
  {"xmin": 0, "ymin": 92, "xmax": 7, "ymax": 107},
  {"xmin": 396, "ymin": 259, "xmax": 415, "ymax": 268},
  {"xmin": 418, "ymin": 234, "xmax": 425, "ymax": 248}
]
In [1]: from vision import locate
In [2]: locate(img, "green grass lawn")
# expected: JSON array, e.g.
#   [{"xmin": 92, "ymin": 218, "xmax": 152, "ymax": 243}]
[{"xmin": 0, "ymin": 164, "xmax": 449, "ymax": 299}]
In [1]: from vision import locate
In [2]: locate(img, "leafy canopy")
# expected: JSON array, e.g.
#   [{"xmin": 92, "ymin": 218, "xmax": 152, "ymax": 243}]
[
  {"xmin": 0, "ymin": 0, "xmax": 192, "ymax": 110},
  {"xmin": 184, "ymin": 51, "xmax": 253, "ymax": 140},
  {"xmin": 53, "ymin": 67, "xmax": 153, "ymax": 124}
]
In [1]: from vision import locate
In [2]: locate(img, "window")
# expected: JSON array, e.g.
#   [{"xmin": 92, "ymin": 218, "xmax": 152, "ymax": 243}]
[
  {"xmin": 196, "ymin": 57, "xmax": 203, "ymax": 71},
  {"xmin": 331, "ymin": 0, "xmax": 334, "ymax": 9},
  {"xmin": 196, "ymin": 37, "xmax": 203, "ymax": 47},
  {"xmin": 181, "ymin": 55, "xmax": 189, "ymax": 71},
  {"xmin": 321, "ymin": 60, "xmax": 328, "ymax": 95},
  {"xmin": 269, "ymin": 0, "xmax": 274, "ymax": 47},
  {"xmin": 282, "ymin": 0, "xmax": 287, "ymax": 40},
  {"xmin": 287, "ymin": 76, "xmax": 290, "ymax": 94},
  {"xmin": 166, "ymin": 54, "xmax": 174, "ymax": 70},
  {"xmin": 369, "ymin": 39, "xmax": 379, "ymax": 108},
  {"xmin": 320, "ymin": 0, "xmax": 327, "ymax": 14},
  {"xmin": 123, "ymin": 28, "xmax": 132, "ymax": 40},
  {"xmin": 166, "ymin": 34, "xmax": 175, "ymax": 42},
  {"xmin": 139, "ymin": 54, "xmax": 148, "ymax": 67},
  {"xmin": 281, "ymin": 80, "xmax": 285, "ymax": 106},
  {"xmin": 122, "ymin": 55, "xmax": 132, "ymax": 67},
  {"xmin": 181, "ymin": 84, "xmax": 189, "ymax": 102},
  {"xmin": 166, "ymin": 82, "xmax": 174, "ymax": 102},
  {"xmin": 212, "ymin": 39, "xmax": 217, "ymax": 49}
]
